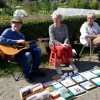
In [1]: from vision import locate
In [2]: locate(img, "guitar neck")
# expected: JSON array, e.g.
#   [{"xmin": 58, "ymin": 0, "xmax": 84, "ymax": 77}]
[
  {"xmin": 27, "ymin": 38, "xmax": 49, "ymax": 44},
  {"xmin": 27, "ymin": 40, "xmax": 37, "ymax": 44}
]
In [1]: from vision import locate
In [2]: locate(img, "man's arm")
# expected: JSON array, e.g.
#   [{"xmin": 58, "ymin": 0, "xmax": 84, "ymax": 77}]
[
  {"xmin": 0, "ymin": 29, "xmax": 26, "ymax": 45},
  {"xmin": 0, "ymin": 29, "xmax": 17, "ymax": 45}
]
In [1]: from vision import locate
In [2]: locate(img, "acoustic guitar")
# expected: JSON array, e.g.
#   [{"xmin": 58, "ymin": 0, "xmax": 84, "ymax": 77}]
[
  {"xmin": 0, "ymin": 38, "xmax": 49, "ymax": 56},
  {"xmin": 0, "ymin": 39, "xmax": 39, "ymax": 55},
  {"xmin": 0, "ymin": 43, "xmax": 29, "ymax": 55}
]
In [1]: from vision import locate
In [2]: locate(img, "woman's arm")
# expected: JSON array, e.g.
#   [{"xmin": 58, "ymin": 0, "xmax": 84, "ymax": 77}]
[
  {"xmin": 63, "ymin": 24, "xmax": 70, "ymax": 44},
  {"xmin": 49, "ymin": 26, "xmax": 61, "ymax": 45}
]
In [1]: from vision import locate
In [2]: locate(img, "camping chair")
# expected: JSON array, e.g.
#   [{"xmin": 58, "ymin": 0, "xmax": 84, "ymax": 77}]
[
  {"xmin": 79, "ymin": 36, "xmax": 98, "ymax": 61},
  {"xmin": 0, "ymin": 50, "xmax": 23, "ymax": 81}
]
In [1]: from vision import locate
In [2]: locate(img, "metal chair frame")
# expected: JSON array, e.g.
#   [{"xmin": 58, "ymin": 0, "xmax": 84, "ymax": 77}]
[
  {"xmin": 0, "ymin": 50, "xmax": 23, "ymax": 81},
  {"xmin": 79, "ymin": 40, "xmax": 97, "ymax": 61},
  {"xmin": 4, "ymin": 60, "xmax": 23, "ymax": 81}
]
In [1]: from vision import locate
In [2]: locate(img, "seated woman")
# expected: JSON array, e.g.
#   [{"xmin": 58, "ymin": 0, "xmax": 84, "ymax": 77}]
[
  {"xmin": 80, "ymin": 12, "xmax": 100, "ymax": 46},
  {"xmin": 49, "ymin": 11, "xmax": 78, "ymax": 74}
]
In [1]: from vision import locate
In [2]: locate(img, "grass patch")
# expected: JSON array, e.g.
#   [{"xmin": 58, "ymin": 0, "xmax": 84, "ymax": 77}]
[
  {"xmin": 0, "ymin": 58, "xmax": 22, "ymax": 77},
  {"xmin": 73, "ymin": 44, "xmax": 90, "ymax": 57},
  {"xmin": 41, "ymin": 54, "xmax": 49, "ymax": 68}
]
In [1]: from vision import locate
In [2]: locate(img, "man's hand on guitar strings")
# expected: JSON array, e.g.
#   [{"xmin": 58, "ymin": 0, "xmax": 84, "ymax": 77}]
[{"xmin": 16, "ymin": 40, "xmax": 27, "ymax": 45}]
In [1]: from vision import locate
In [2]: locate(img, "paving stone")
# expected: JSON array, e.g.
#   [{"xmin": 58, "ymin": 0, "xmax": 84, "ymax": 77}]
[{"xmin": 0, "ymin": 78, "xmax": 5, "ymax": 83}]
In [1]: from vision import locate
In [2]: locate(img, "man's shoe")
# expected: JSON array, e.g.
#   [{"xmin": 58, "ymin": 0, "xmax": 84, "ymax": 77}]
[
  {"xmin": 56, "ymin": 66, "xmax": 63, "ymax": 75},
  {"xmin": 31, "ymin": 71, "xmax": 46, "ymax": 77},
  {"xmin": 24, "ymin": 75, "xmax": 33, "ymax": 83}
]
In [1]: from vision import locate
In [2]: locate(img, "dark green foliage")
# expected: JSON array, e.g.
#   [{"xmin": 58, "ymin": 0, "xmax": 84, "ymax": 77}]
[
  {"xmin": 0, "ymin": 8, "xmax": 16, "ymax": 15},
  {"xmin": 64, "ymin": 16, "xmax": 86, "ymax": 45},
  {"xmin": 78, "ymin": 0, "xmax": 89, "ymax": 9},
  {"xmin": 0, "ymin": 0, "xmax": 99, "ymax": 16},
  {"xmin": 69, "ymin": 0, "xmax": 98, "ymax": 9},
  {"xmin": 1, "ymin": 15, "xmax": 100, "ymax": 46},
  {"xmin": 89, "ymin": 2, "xmax": 99, "ymax": 9}
]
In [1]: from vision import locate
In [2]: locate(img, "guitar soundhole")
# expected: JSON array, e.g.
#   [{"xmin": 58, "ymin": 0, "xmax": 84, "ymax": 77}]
[{"xmin": 17, "ymin": 44, "xmax": 25, "ymax": 49}]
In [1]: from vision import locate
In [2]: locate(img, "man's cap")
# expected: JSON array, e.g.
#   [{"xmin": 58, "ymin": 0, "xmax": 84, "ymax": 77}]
[{"xmin": 11, "ymin": 17, "xmax": 23, "ymax": 24}]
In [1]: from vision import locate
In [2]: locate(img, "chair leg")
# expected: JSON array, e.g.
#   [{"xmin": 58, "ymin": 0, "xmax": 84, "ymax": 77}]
[
  {"xmin": 89, "ymin": 41, "xmax": 95, "ymax": 61},
  {"xmin": 9, "ymin": 66, "xmax": 23, "ymax": 81},
  {"xmin": 90, "ymin": 46, "xmax": 95, "ymax": 61},
  {"xmin": 91, "ymin": 47, "xmax": 95, "ymax": 55},
  {"xmin": 79, "ymin": 46, "xmax": 85, "ymax": 56},
  {"xmin": 49, "ymin": 51, "xmax": 57, "ymax": 68},
  {"xmin": 79, "ymin": 45, "xmax": 92, "ymax": 61},
  {"xmin": 4, "ymin": 62, "xmax": 23, "ymax": 81},
  {"xmin": 90, "ymin": 44, "xmax": 92, "ymax": 61}
]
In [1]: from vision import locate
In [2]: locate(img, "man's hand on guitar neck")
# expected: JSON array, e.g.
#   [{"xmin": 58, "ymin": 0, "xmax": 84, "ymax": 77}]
[{"xmin": 16, "ymin": 40, "xmax": 27, "ymax": 45}]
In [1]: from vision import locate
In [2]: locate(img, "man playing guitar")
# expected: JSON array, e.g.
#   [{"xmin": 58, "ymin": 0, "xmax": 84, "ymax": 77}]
[{"xmin": 0, "ymin": 17, "xmax": 45, "ymax": 83}]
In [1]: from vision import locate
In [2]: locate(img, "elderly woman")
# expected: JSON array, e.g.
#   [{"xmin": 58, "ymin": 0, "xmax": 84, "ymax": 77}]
[
  {"xmin": 80, "ymin": 12, "xmax": 100, "ymax": 46},
  {"xmin": 49, "ymin": 11, "xmax": 78, "ymax": 74}
]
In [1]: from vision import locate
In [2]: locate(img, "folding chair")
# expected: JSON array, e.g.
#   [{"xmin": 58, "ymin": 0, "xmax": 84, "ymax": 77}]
[
  {"xmin": 0, "ymin": 51, "xmax": 23, "ymax": 81},
  {"xmin": 79, "ymin": 37, "xmax": 98, "ymax": 61},
  {"xmin": 49, "ymin": 50, "xmax": 57, "ymax": 68},
  {"xmin": 49, "ymin": 50, "xmax": 68, "ymax": 68},
  {"xmin": 4, "ymin": 60, "xmax": 23, "ymax": 81}
]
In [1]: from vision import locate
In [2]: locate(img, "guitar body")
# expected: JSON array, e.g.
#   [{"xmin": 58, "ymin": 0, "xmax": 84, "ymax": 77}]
[
  {"xmin": 0, "ymin": 44, "xmax": 29, "ymax": 55},
  {"xmin": 0, "ymin": 38, "xmax": 49, "ymax": 56}
]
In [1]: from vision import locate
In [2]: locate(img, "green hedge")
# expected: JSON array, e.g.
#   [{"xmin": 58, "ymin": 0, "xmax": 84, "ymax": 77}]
[{"xmin": 0, "ymin": 15, "xmax": 100, "ymax": 45}]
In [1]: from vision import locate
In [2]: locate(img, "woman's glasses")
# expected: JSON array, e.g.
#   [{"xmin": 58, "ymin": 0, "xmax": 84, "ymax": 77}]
[{"xmin": 87, "ymin": 17, "xmax": 94, "ymax": 20}]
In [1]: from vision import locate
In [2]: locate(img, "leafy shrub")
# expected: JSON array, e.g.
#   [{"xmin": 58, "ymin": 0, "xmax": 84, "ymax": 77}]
[
  {"xmin": 0, "ymin": 14, "xmax": 100, "ymax": 46},
  {"xmin": 69, "ymin": 0, "xmax": 98, "ymax": 9},
  {"xmin": 0, "ymin": 8, "xmax": 16, "ymax": 16},
  {"xmin": 89, "ymin": 2, "xmax": 99, "ymax": 9}
]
